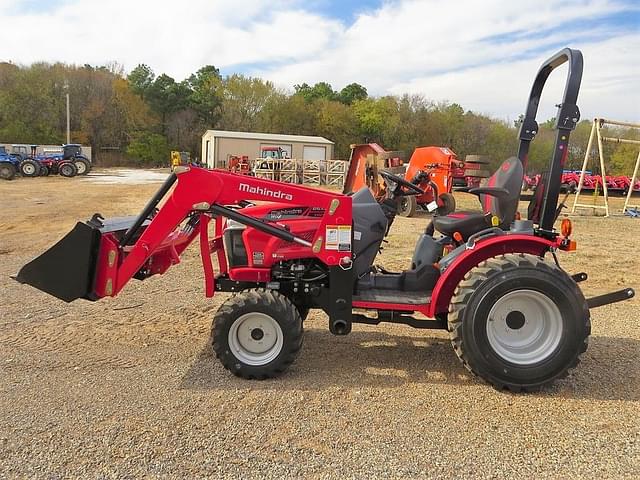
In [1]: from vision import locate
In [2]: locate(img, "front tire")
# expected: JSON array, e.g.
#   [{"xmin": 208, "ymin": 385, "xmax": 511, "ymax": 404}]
[
  {"xmin": 448, "ymin": 253, "xmax": 590, "ymax": 392},
  {"xmin": 74, "ymin": 158, "xmax": 91, "ymax": 175},
  {"xmin": 397, "ymin": 195, "xmax": 417, "ymax": 217},
  {"xmin": 212, "ymin": 289, "xmax": 303, "ymax": 379}
]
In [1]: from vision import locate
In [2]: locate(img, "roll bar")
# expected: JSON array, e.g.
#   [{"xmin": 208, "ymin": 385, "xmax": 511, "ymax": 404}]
[{"xmin": 517, "ymin": 48, "xmax": 583, "ymax": 234}]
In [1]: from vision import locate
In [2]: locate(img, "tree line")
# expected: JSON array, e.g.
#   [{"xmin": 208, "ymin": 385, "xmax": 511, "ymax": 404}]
[{"xmin": 0, "ymin": 61, "xmax": 637, "ymax": 174}]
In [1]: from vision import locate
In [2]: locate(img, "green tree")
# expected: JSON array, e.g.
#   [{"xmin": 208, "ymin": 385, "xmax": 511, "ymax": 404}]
[
  {"xmin": 127, "ymin": 64, "xmax": 155, "ymax": 99},
  {"xmin": 314, "ymin": 99, "xmax": 359, "ymax": 158},
  {"xmin": 188, "ymin": 65, "xmax": 223, "ymax": 126},
  {"xmin": 219, "ymin": 74, "xmax": 278, "ymax": 131},
  {"xmin": 126, "ymin": 131, "xmax": 169, "ymax": 166},
  {"xmin": 146, "ymin": 74, "xmax": 191, "ymax": 133},
  {"xmin": 258, "ymin": 93, "xmax": 317, "ymax": 135},
  {"xmin": 294, "ymin": 82, "xmax": 337, "ymax": 102},
  {"xmin": 610, "ymin": 143, "xmax": 639, "ymax": 175},
  {"xmin": 352, "ymin": 96, "xmax": 400, "ymax": 146},
  {"xmin": 338, "ymin": 83, "xmax": 367, "ymax": 105}
]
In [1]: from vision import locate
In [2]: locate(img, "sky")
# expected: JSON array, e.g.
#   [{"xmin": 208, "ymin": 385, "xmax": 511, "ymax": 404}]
[{"xmin": 1, "ymin": 0, "xmax": 638, "ymax": 122}]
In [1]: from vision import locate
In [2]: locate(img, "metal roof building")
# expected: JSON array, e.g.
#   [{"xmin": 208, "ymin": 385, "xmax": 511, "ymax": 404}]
[{"xmin": 201, "ymin": 130, "xmax": 334, "ymax": 169}]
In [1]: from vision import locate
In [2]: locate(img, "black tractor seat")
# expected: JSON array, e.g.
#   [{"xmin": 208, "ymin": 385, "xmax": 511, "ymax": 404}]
[
  {"xmin": 432, "ymin": 156, "xmax": 523, "ymax": 240},
  {"xmin": 432, "ymin": 211, "xmax": 492, "ymax": 239}
]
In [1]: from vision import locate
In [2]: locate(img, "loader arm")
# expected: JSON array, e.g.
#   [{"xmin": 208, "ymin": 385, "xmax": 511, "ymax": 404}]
[{"xmin": 16, "ymin": 167, "xmax": 353, "ymax": 303}]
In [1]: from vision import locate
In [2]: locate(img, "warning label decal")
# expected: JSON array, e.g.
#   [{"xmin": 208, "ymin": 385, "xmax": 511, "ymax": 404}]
[{"xmin": 325, "ymin": 225, "xmax": 352, "ymax": 251}]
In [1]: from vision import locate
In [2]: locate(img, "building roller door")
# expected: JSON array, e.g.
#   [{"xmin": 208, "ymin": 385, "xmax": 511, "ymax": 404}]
[{"xmin": 303, "ymin": 146, "xmax": 326, "ymax": 160}]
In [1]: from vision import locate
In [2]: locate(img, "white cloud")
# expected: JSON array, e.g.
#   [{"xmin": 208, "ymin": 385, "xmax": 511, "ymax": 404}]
[
  {"xmin": 1, "ymin": 0, "xmax": 638, "ymax": 122},
  {"xmin": 390, "ymin": 33, "xmax": 640, "ymax": 122},
  {"xmin": 0, "ymin": 0, "xmax": 341, "ymax": 79}
]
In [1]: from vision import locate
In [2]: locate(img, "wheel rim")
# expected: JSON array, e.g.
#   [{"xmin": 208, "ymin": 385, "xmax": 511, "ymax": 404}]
[
  {"xmin": 399, "ymin": 197, "xmax": 409, "ymax": 213},
  {"xmin": 75, "ymin": 161, "xmax": 86, "ymax": 174},
  {"xmin": 486, "ymin": 289, "xmax": 563, "ymax": 365},
  {"xmin": 61, "ymin": 165, "xmax": 73, "ymax": 176},
  {"xmin": 23, "ymin": 163, "xmax": 36, "ymax": 175},
  {"xmin": 228, "ymin": 312, "xmax": 283, "ymax": 366}
]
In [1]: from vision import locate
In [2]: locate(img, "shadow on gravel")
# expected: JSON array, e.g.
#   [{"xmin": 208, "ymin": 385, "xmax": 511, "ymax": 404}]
[{"xmin": 180, "ymin": 330, "xmax": 639, "ymax": 401}]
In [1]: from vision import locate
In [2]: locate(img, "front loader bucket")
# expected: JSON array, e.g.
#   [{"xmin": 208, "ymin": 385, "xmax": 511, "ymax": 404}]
[{"xmin": 15, "ymin": 222, "xmax": 101, "ymax": 302}]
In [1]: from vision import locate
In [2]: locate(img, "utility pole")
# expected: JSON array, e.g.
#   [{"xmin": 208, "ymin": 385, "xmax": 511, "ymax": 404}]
[{"xmin": 64, "ymin": 81, "xmax": 70, "ymax": 144}]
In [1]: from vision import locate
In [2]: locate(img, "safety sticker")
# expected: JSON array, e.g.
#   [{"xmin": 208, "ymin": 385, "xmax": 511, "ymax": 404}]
[{"xmin": 326, "ymin": 225, "xmax": 352, "ymax": 251}]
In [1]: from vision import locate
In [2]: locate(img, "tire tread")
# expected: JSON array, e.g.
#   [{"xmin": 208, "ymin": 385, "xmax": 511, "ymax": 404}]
[
  {"xmin": 212, "ymin": 288, "xmax": 303, "ymax": 380},
  {"xmin": 448, "ymin": 253, "xmax": 590, "ymax": 392}
]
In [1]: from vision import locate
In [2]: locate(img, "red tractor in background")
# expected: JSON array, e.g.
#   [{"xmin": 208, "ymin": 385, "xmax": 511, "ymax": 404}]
[
  {"xmin": 260, "ymin": 146, "xmax": 288, "ymax": 160},
  {"xmin": 227, "ymin": 155, "xmax": 253, "ymax": 175},
  {"xmin": 15, "ymin": 48, "xmax": 635, "ymax": 392},
  {"xmin": 451, "ymin": 155, "xmax": 492, "ymax": 191},
  {"xmin": 19, "ymin": 145, "xmax": 79, "ymax": 178}
]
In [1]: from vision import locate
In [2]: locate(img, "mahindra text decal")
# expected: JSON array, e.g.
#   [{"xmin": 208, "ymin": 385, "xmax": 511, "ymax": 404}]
[{"xmin": 239, "ymin": 183, "xmax": 293, "ymax": 201}]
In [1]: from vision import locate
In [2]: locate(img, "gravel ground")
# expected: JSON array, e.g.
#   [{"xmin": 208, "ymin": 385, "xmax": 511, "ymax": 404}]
[{"xmin": 0, "ymin": 174, "xmax": 639, "ymax": 478}]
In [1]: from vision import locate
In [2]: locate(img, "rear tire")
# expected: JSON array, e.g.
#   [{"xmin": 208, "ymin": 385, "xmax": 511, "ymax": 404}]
[
  {"xmin": 397, "ymin": 195, "xmax": 417, "ymax": 217},
  {"xmin": 436, "ymin": 192, "xmax": 456, "ymax": 216},
  {"xmin": 0, "ymin": 163, "xmax": 16, "ymax": 180},
  {"xmin": 59, "ymin": 162, "xmax": 78, "ymax": 177},
  {"xmin": 212, "ymin": 289, "xmax": 303, "ymax": 379},
  {"xmin": 74, "ymin": 158, "xmax": 91, "ymax": 175},
  {"xmin": 448, "ymin": 253, "xmax": 590, "ymax": 392},
  {"xmin": 20, "ymin": 159, "xmax": 40, "ymax": 177}
]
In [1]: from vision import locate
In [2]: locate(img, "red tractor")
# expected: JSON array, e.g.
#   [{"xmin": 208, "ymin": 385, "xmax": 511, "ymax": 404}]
[
  {"xmin": 451, "ymin": 155, "xmax": 492, "ymax": 191},
  {"xmin": 228, "ymin": 155, "xmax": 253, "ymax": 175},
  {"xmin": 523, "ymin": 173, "xmax": 541, "ymax": 191},
  {"xmin": 15, "ymin": 49, "xmax": 634, "ymax": 391},
  {"xmin": 560, "ymin": 171, "xmax": 581, "ymax": 192}
]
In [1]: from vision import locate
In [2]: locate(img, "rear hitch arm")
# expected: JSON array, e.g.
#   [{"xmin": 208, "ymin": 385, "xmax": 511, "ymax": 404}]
[{"xmin": 586, "ymin": 288, "xmax": 635, "ymax": 309}]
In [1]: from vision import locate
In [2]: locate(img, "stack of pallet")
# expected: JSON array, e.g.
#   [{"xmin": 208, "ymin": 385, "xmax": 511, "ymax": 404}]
[
  {"xmin": 253, "ymin": 158, "xmax": 347, "ymax": 188},
  {"xmin": 324, "ymin": 160, "xmax": 346, "ymax": 187},
  {"xmin": 302, "ymin": 159, "xmax": 321, "ymax": 185},
  {"xmin": 278, "ymin": 158, "xmax": 299, "ymax": 184},
  {"xmin": 253, "ymin": 158, "xmax": 279, "ymax": 181}
]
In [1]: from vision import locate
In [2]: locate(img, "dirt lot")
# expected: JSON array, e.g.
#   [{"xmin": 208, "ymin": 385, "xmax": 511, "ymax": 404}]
[{"xmin": 1, "ymin": 171, "xmax": 639, "ymax": 478}]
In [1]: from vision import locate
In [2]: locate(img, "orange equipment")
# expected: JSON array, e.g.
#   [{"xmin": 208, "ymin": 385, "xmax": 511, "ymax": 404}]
[
  {"xmin": 343, "ymin": 143, "xmax": 460, "ymax": 218},
  {"xmin": 400, "ymin": 146, "xmax": 461, "ymax": 217},
  {"xmin": 343, "ymin": 143, "xmax": 405, "ymax": 199}
]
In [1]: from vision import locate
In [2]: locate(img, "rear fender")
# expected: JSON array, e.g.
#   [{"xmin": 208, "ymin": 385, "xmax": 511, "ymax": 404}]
[{"xmin": 427, "ymin": 234, "xmax": 556, "ymax": 317}]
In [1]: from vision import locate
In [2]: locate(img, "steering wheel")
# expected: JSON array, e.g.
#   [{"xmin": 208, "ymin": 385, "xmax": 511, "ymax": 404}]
[{"xmin": 379, "ymin": 170, "xmax": 425, "ymax": 196}]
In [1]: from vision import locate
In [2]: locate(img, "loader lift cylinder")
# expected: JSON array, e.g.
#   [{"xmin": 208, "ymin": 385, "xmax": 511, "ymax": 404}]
[
  {"xmin": 209, "ymin": 204, "xmax": 312, "ymax": 247},
  {"xmin": 120, "ymin": 172, "xmax": 177, "ymax": 246}
]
